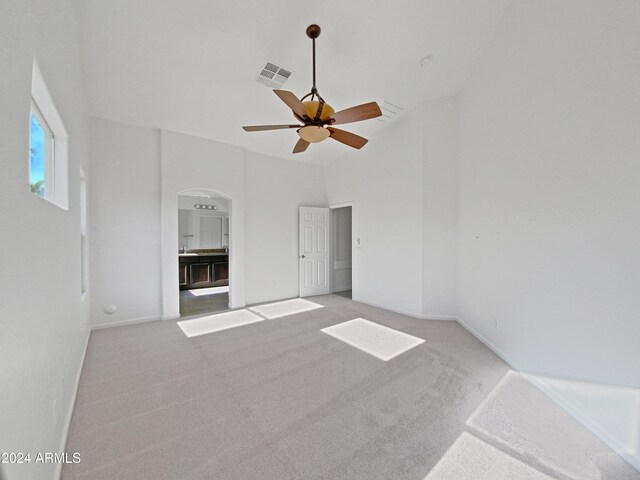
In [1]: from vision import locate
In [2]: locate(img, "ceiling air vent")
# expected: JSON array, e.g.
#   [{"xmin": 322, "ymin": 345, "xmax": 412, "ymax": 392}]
[
  {"xmin": 376, "ymin": 101, "xmax": 404, "ymax": 123},
  {"xmin": 256, "ymin": 61, "xmax": 293, "ymax": 88}
]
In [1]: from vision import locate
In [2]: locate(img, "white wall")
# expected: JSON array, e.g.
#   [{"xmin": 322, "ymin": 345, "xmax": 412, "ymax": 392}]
[
  {"xmin": 0, "ymin": 1, "xmax": 90, "ymax": 479},
  {"xmin": 90, "ymin": 118, "xmax": 162, "ymax": 327},
  {"xmin": 457, "ymin": 0, "xmax": 640, "ymax": 467},
  {"xmin": 325, "ymin": 108, "xmax": 425, "ymax": 317},
  {"xmin": 160, "ymin": 130, "xmax": 247, "ymax": 316},
  {"xmin": 458, "ymin": 0, "xmax": 640, "ymax": 389},
  {"xmin": 90, "ymin": 120, "xmax": 327, "ymax": 324},
  {"xmin": 332, "ymin": 206, "xmax": 352, "ymax": 292},
  {"xmin": 89, "ymin": 120, "xmax": 244, "ymax": 326},
  {"xmin": 244, "ymin": 150, "xmax": 327, "ymax": 304},
  {"xmin": 422, "ymin": 97, "xmax": 459, "ymax": 319},
  {"xmin": 91, "ymin": 107, "xmax": 456, "ymax": 321},
  {"xmin": 324, "ymin": 100, "xmax": 460, "ymax": 319},
  {"xmin": 178, "ymin": 209, "xmax": 189, "ymax": 250}
]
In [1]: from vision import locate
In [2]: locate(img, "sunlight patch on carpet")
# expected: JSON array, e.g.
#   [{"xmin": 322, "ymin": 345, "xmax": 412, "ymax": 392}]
[
  {"xmin": 186, "ymin": 286, "xmax": 229, "ymax": 297},
  {"xmin": 321, "ymin": 318, "xmax": 424, "ymax": 361},
  {"xmin": 424, "ymin": 432, "xmax": 553, "ymax": 479},
  {"xmin": 249, "ymin": 298, "xmax": 324, "ymax": 319},
  {"xmin": 178, "ymin": 309, "xmax": 263, "ymax": 337}
]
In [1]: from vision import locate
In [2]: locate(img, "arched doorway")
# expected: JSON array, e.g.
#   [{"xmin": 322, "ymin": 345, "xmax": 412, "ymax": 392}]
[
  {"xmin": 177, "ymin": 190, "xmax": 230, "ymax": 316},
  {"xmin": 161, "ymin": 186, "xmax": 244, "ymax": 320}
]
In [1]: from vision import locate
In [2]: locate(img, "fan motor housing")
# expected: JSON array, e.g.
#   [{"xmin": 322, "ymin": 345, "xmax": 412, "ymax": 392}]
[{"xmin": 296, "ymin": 101, "xmax": 335, "ymax": 123}]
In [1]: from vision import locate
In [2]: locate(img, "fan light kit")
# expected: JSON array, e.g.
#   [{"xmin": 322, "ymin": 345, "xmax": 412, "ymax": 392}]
[{"xmin": 243, "ymin": 24, "xmax": 383, "ymax": 154}]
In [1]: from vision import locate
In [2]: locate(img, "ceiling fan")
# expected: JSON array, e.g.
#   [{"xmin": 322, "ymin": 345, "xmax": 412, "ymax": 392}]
[{"xmin": 242, "ymin": 24, "xmax": 382, "ymax": 154}]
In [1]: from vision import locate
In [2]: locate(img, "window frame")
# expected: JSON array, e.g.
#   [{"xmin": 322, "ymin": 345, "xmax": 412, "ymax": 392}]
[{"xmin": 30, "ymin": 59, "xmax": 69, "ymax": 210}]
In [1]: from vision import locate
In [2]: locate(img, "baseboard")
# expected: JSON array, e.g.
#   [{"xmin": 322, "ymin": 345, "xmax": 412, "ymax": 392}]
[
  {"xmin": 92, "ymin": 314, "xmax": 162, "ymax": 330},
  {"xmin": 353, "ymin": 297, "xmax": 457, "ymax": 321},
  {"xmin": 55, "ymin": 329, "xmax": 90, "ymax": 480},
  {"xmin": 455, "ymin": 316, "xmax": 518, "ymax": 366},
  {"xmin": 161, "ymin": 313, "xmax": 181, "ymax": 321},
  {"xmin": 524, "ymin": 374, "xmax": 640, "ymax": 472},
  {"xmin": 456, "ymin": 316, "xmax": 640, "ymax": 473},
  {"xmin": 420, "ymin": 313, "xmax": 458, "ymax": 321}
]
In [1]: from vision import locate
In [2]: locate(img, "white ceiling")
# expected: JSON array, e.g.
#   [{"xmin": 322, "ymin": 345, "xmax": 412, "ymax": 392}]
[{"xmin": 80, "ymin": 0, "xmax": 512, "ymax": 165}]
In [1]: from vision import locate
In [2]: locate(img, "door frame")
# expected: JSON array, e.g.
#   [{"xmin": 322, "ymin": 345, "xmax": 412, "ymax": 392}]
[{"xmin": 329, "ymin": 202, "xmax": 354, "ymax": 296}]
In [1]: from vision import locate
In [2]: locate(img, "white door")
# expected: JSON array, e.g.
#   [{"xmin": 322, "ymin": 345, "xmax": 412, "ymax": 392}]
[{"xmin": 299, "ymin": 206, "xmax": 330, "ymax": 297}]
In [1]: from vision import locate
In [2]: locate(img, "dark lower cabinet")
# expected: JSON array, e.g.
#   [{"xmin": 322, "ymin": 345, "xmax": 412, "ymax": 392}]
[
  {"xmin": 179, "ymin": 255, "xmax": 229, "ymax": 290},
  {"xmin": 189, "ymin": 263, "xmax": 211, "ymax": 287},
  {"xmin": 214, "ymin": 262, "xmax": 229, "ymax": 282}
]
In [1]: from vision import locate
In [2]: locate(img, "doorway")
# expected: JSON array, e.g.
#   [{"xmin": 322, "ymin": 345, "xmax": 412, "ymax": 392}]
[
  {"xmin": 331, "ymin": 204, "xmax": 353, "ymax": 299},
  {"xmin": 178, "ymin": 190, "xmax": 230, "ymax": 317}
]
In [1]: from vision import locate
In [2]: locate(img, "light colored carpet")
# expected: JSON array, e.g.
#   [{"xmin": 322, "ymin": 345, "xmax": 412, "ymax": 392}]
[
  {"xmin": 63, "ymin": 294, "xmax": 640, "ymax": 480},
  {"xmin": 321, "ymin": 318, "xmax": 425, "ymax": 361}
]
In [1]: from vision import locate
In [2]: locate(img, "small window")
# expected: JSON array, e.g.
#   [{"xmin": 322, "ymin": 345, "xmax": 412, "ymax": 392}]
[
  {"xmin": 29, "ymin": 101, "xmax": 54, "ymax": 200},
  {"xmin": 30, "ymin": 59, "xmax": 69, "ymax": 209}
]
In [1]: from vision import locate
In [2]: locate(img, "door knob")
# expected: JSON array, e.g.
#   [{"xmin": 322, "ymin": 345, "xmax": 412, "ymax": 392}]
[{"xmin": 300, "ymin": 255, "xmax": 306, "ymax": 258}]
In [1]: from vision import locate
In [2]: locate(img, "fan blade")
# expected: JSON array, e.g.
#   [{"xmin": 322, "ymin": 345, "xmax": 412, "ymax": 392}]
[
  {"xmin": 292, "ymin": 138, "xmax": 310, "ymax": 154},
  {"xmin": 327, "ymin": 127, "xmax": 368, "ymax": 149},
  {"xmin": 242, "ymin": 124, "xmax": 300, "ymax": 132},
  {"xmin": 273, "ymin": 90, "xmax": 306, "ymax": 118},
  {"xmin": 330, "ymin": 102, "xmax": 382, "ymax": 125}
]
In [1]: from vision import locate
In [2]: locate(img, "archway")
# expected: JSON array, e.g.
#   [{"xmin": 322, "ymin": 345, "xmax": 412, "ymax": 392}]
[
  {"xmin": 161, "ymin": 186, "xmax": 245, "ymax": 320},
  {"xmin": 177, "ymin": 190, "xmax": 230, "ymax": 316}
]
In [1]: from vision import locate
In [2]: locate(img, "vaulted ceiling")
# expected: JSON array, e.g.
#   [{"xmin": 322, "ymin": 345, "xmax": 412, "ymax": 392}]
[{"xmin": 80, "ymin": 0, "xmax": 512, "ymax": 165}]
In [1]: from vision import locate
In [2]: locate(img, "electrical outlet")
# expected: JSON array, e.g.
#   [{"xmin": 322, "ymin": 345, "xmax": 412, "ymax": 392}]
[{"xmin": 494, "ymin": 318, "xmax": 500, "ymax": 330}]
